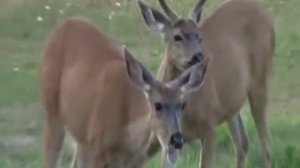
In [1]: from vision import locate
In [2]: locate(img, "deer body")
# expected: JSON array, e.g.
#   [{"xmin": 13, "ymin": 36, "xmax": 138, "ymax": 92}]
[
  {"xmin": 160, "ymin": 0, "xmax": 274, "ymax": 125},
  {"xmin": 41, "ymin": 17, "xmax": 151, "ymax": 168},
  {"xmin": 138, "ymin": 0, "xmax": 274, "ymax": 168},
  {"xmin": 41, "ymin": 17, "xmax": 208, "ymax": 168}
]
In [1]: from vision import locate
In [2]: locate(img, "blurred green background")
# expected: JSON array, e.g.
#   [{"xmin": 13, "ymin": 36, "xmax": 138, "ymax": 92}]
[{"xmin": 0, "ymin": 0, "xmax": 299, "ymax": 167}]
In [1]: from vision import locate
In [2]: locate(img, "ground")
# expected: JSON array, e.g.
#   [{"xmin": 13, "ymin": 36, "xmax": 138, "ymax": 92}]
[{"xmin": 0, "ymin": 0, "xmax": 299, "ymax": 167}]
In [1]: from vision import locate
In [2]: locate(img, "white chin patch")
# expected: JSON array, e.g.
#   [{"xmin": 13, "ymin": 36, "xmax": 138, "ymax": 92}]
[
  {"xmin": 157, "ymin": 136, "xmax": 178, "ymax": 168},
  {"xmin": 167, "ymin": 146, "xmax": 178, "ymax": 164}
]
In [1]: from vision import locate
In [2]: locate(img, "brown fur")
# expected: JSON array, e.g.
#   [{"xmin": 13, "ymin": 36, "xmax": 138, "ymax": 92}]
[
  {"xmin": 40, "ymin": 17, "xmax": 152, "ymax": 168},
  {"xmin": 139, "ymin": 0, "xmax": 275, "ymax": 168},
  {"xmin": 40, "ymin": 17, "xmax": 208, "ymax": 168}
]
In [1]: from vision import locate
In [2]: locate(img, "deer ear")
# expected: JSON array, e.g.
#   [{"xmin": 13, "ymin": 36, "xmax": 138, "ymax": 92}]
[
  {"xmin": 189, "ymin": 0, "xmax": 207, "ymax": 23},
  {"xmin": 123, "ymin": 46, "xmax": 154, "ymax": 91},
  {"xmin": 192, "ymin": 8, "xmax": 203, "ymax": 23},
  {"xmin": 137, "ymin": 1, "xmax": 171, "ymax": 35},
  {"xmin": 170, "ymin": 59, "xmax": 209, "ymax": 93}
]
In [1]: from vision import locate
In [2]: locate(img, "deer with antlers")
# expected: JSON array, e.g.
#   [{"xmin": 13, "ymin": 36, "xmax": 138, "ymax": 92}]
[
  {"xmin": 137, "ymin": 0, "xmax": 275, "ymax": 168},
  {"xmin": 40, "ymin": 17, "xmax": 210, "ymax": 168}
]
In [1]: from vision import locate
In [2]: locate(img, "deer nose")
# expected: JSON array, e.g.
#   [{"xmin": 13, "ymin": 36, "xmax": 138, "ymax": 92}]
[
  {"xmin": 170, "ymin": 132, "xmax": 185, "ymax": 149},
  {"xmin": 189, "ymin": 52, "xmax": 204, "ymax": 66}
]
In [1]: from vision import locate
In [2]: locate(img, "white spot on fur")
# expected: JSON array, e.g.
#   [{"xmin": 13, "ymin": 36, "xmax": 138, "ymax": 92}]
[
  {"xmin": 144, "ymin": 84, "xmax": 151, "ymax": 91},
  {"xmin": 180, "ymin": 87, "xmax": 186, "ymax": 93},
  {"xmin": 157, "ymin": 23, "xmax": 164, "ymax": 31},
  {"xmin": 180, "ymin": 93, "xmax": 184, "ymax": 100}
]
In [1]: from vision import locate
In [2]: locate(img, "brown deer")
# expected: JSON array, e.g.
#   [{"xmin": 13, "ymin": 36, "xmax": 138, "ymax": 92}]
[
  {"xmin": 40, "ymin": 17, "xmax": 208, "ymax": 168},
  {"xmin": 137, "ymin": 0, "xmax": 275, "ymax": 168}
]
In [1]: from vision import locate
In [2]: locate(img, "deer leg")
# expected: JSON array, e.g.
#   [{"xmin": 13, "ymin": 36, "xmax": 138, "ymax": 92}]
[
  {"xmin": 227, "ymin": 114, "xmax": 248, "ymax": 168},
  {"xmin": 199, "ymin": 127, "xmax": 216, "ymax": 168},
  {"xmin": 70, "ymin": 144, "xmax": 89, "ymax": 168},
  {"xmin": 248, "ymin": 83, "xmax": 271, "ymax": 168},
  {"xmin": 43, "ymin": 118, "xmax": 65, "ymax": 168},
  {"xmin": 70, "ymin": 143, "xmax": 78, "ymax": 168},
  {"xmin": 237, "ymin": 115, "xmax": 249, "ymax": 153},
  {"xmin": 78, "ymin": 145, "xmax": 90, "ymax": 168}
]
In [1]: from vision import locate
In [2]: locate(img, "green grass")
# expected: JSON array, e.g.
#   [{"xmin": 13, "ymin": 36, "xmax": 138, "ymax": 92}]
[{"xmin": 0, "ymin": 0, "xmax": 300, "ymax": 167}]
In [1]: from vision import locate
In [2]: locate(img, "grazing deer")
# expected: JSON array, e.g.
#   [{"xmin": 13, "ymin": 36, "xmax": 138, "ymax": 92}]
[
  {"xmin": 40, "ymin": 17, "xmax": 208, "ymax": 168},
  {"xmin": 137, "ymin": 0, "xmax": 275, "ymax": 168}
]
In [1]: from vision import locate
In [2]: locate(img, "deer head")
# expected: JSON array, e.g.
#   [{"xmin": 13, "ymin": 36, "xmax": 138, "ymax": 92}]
[
  {"xmin": 138, "ymin": 0, "xmax": 207, "ymax": 71},
  {"xmin": 124, "ymin": 46, "xmax": 208, "ymax": 165}
]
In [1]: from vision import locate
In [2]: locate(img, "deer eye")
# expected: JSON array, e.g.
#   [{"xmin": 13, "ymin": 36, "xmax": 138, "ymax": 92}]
[
  {"xmin": 154, "ymin": 102, "xmax": 163, "ymax": 111},
  {"xmin": 195, "ymin": 34, "xmax": 202, "ymax": 43},
  {"xmin": 198, "ymin": 37, "xmax": 202, "ymax": 43},
  {"xmin": 174, "ymin": 35, "xmax": 183, "ymax": 42}
]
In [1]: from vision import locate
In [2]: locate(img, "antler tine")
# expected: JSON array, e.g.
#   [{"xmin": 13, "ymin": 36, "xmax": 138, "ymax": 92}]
[
  {"xmin": 158, "ymin": 0, "xmax": 178, "ymax": 21},
  {"xmin": 190, "ymin": 0, "xmax": 207, "ymax": 22}
]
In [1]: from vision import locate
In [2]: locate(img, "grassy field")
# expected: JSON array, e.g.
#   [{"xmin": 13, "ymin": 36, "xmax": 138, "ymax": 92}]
[{"xmin": 0, "ymin": 0, "xmax": 299, "ymax": 167}]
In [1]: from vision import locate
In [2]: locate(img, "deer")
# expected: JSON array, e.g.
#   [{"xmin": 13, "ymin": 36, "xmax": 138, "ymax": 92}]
[
  {"xmin": 40, "ymin": 17, "xmax": 209, "ymax": 168},
  {"xmin": 137, "ymin": 0, "xmax": 275, "ymax": 168}
]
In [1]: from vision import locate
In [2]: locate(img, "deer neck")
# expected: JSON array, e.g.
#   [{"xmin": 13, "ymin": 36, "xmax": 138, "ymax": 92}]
[
  {"xmin": 158, "ymin": 49, "xmax": 183, "ymax": 82},
  {"xmin": 126, "ymin": 112, "xmax": 155, "ymax": 156}
]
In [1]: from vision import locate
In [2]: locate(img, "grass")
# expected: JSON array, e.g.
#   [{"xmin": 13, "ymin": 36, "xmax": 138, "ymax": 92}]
[{"xmin": 0, "ymin": 0, "xmax": 300, "ymax": 167}]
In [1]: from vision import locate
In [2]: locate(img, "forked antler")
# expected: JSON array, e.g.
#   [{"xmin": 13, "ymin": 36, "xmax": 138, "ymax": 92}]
[
  {"xmin": 158, "ymin": 0, "xmax": 178, "ymax": 21},
  {"xmin": 190, "ymin": 0, "xmax": 207, "ymax": 22}
]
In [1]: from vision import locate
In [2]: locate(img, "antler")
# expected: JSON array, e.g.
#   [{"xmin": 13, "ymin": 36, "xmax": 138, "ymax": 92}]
[
  {"xmin": 190, "ymin": 0, "xmax": 207, "ymax": 22},
  {"xmin": 158, "ymin": 0, "xmax": 178, "ymax": 21}
]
